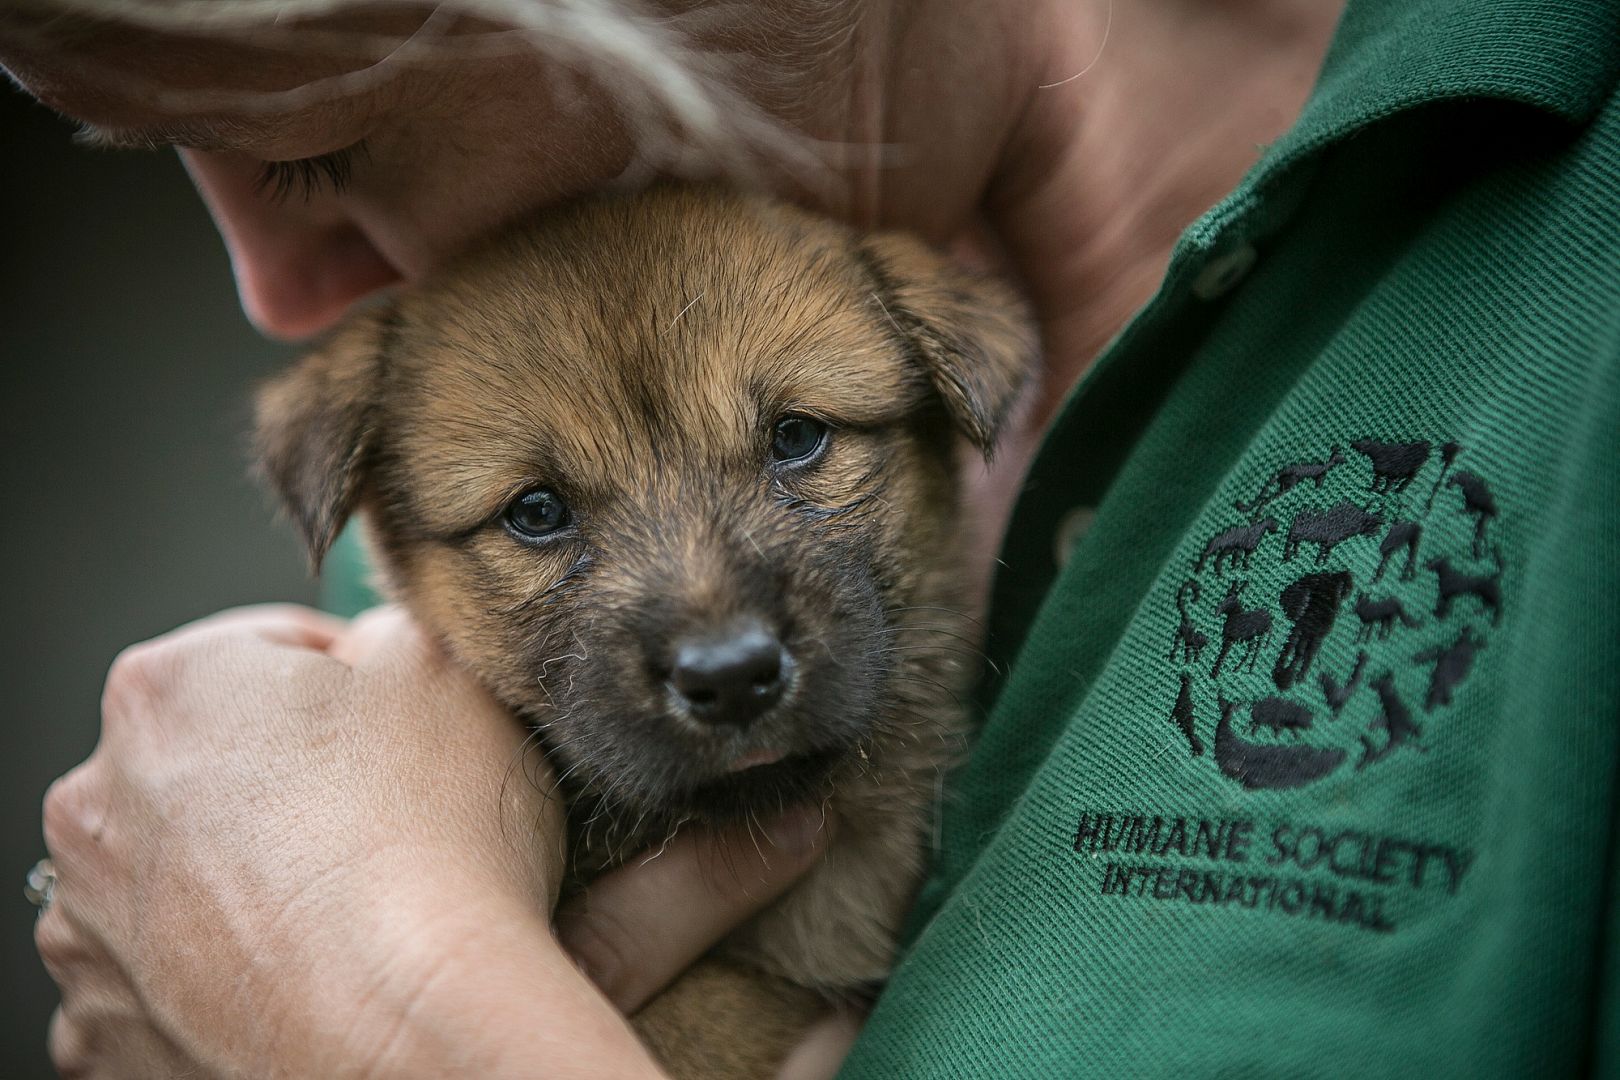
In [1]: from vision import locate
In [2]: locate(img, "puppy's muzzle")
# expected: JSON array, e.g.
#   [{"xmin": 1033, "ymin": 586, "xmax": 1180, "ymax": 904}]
[{"xmin": 667, "ymin": 617, "xmax": 792, "ymax": 730}]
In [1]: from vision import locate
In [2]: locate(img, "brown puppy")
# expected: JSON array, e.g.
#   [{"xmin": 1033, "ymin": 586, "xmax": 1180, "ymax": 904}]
[{"xmin": 256, "ymin": 185, "xmax": 1036, "ymax": 1077}]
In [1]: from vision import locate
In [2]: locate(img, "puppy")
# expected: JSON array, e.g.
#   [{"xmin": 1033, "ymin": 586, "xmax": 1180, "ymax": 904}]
[{"xmin": 256, "ymin": 185, "xmax": 1036, "ymax": 1078}]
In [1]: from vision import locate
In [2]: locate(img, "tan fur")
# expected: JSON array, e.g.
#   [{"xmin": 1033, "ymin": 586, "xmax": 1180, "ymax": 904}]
[
  {"xmin": 256, "ymin": 185, "xmax": 1036, "ymax": 1077},
  {"xmin": 635, "ymin": 958, "xmax": 826, "ymax": 1078}
]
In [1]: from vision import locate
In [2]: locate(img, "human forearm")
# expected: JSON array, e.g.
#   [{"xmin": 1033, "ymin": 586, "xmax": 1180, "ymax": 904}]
[{"xmin": 347, "ymin": 896, "xmax": 663, "ymax": 1080}]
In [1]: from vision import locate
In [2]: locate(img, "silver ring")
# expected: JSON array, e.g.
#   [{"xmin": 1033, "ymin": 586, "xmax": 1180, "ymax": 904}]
[{"xmin": 24, "ymin": 858, "xmax": 55, "ymax": 910}]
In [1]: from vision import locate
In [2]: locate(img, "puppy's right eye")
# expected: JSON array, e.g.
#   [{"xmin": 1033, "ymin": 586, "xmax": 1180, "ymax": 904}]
[
  {"xmin": 504, "ymin": 487, "xmax": 570, "ymax": 540},
  {"xmin": 770, "ymin": 416, "xmax": 829, "ymax": 464}
]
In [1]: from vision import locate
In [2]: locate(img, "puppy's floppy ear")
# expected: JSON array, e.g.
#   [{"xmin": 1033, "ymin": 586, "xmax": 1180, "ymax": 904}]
[
  {"xmin": 254, "ymin": 306, "xmax": 391, "ymax": 571},
  {"xmin": 858, "ymin": 233, "xmax": 1038, "ymax": 458}
]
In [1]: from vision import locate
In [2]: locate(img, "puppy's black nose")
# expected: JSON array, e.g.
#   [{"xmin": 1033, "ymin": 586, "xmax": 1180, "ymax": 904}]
[{"xmin": 669, "ymin": 622, "xmax": 787, "ymax": 729}]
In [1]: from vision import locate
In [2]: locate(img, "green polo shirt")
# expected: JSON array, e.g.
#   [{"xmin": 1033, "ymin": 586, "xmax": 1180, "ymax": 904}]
[
  {"xmin": 322, "ymin": 0, "xmax": 1618, "ymax": 1070},
  {"xmin": 840, "ymin": 0, "xmax": 1620, "ymax": 1075}
]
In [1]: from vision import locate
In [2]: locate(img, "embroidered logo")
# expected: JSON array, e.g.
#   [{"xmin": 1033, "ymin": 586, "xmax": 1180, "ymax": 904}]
[
  {"xmin": 1164, "ymin": 438, "xmax": 1502, "ymax": 791},
  {"xmin": 1071, "ymin": 809, "xmax": 1474, "ymax": 934}
]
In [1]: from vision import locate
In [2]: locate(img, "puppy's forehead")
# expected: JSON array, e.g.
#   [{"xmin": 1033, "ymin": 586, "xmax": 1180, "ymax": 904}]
[{"xmin": 384, "ymin": 193, "xmax": 922, "ymax": 524}]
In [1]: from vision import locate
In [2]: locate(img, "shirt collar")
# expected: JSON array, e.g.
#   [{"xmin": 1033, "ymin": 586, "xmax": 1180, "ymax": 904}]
[{"xmin": 1268, "ymin": 0, "xmax": 1620, "ymax": 169}]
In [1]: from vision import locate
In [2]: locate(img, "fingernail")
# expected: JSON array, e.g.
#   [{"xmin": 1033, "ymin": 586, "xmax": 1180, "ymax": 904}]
[{"xmin": 766, "ymin": 805, "xmax": 833, "ymax": 857}]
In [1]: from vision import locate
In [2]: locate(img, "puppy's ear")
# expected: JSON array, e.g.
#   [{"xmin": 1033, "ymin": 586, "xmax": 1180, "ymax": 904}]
[
  {"xmin": 254, "ymin": 307, "xmax": 391, "ymax": 571},
  {"xmin": 859, "ymin": 233, "xmax": 1038, "ymax": 458}
]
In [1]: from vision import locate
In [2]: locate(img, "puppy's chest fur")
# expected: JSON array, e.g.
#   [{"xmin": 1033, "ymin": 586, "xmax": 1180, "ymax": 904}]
[{"xmin": 258, "ymin": 185, "xmax": 1035, "ymax": 1076}]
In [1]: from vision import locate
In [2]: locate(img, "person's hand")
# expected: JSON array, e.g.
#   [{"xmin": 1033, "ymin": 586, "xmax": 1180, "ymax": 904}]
[
  {"xmin": 35, "ymin": 603, "xmax": 846, "ymax": 1077},
  {"xmin": 554, "ymin": 803, "xmax": 863, "ymax": 1080},
  {"xmin": 34, "ymin": 603, "xmax": 620, "ymax": 1076}
]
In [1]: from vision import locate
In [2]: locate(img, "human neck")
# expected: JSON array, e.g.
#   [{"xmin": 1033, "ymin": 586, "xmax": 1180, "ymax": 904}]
[
  {"xmin": 774, "ymin": 0, "xmax": 1345, "ymax": 417},
  {"xmin": 985, "ymin": 0, "xmax": 1348, "ymax": 422}
]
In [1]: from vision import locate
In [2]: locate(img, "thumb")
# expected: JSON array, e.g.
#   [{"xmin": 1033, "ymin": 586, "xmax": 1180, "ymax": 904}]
[{"xmin": 555, "ymin": 805, "xmax": 836, "ymax": 1014}]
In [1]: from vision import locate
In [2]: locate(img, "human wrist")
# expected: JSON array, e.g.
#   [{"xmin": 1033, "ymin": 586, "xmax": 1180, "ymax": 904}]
[{"xmin": 330, "ymin": 884, "xmax": 664, "ymax": 1079}]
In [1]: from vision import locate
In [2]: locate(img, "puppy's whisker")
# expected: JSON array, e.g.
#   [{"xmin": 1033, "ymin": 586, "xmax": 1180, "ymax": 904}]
[
  {"xmin": 874, "ymin": 634, "xmax": 984, "ymax": 660},
  {"xmin": 546, "ymin": 757, "xmax": 592, "ymax": 804},
  {"xmin": 877, "ymin": 620, "xmax": 979, "ymax": 639},
  {"xmin": 886, "ymin": 672, "xmax": 968, "ymax": 711},
  {"xmin": 492, "ymin": 563, "xmax": 590, "ymax": 617},
  {"xmin": 887, "ymin": 605, "xmax": 983, "ymax": 628},
  {"xmin": 537, "ymin": 650, "xmax": 587, "ymax": 683},
  {"xmin": 884, "ymin": 643, "xmax": 993, "ymax": 666},
  {"xmin": 661, "ymin": 289, "xmax": 705, "ymax": 336},
  {"xmin": 625, "ymin": 804, "xmax": 654, "ymax": 858},
  {"xmin": 739, "ymin": 523, "xmax": 766, "ymax": 560},
  {"xmin": 746, "ymin": 807, "xmax": 767, "ymax": 867},
  {"xmin": 639, "ymin": 819, "xmax": 685, "ymax": 867},
  {"xmin": 807, "ymin": 636, "xmax": 842, "ymax": 667},
  {"xmin": 498, "ymin": 726, "xmax": 554, "ymax": 846}
]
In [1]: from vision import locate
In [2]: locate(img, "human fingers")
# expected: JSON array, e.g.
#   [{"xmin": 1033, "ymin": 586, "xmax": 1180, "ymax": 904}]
[
  {"xmin": 39, "ymin": 761, "xmax": 122, "ymax": 920},
  {"xmin": 94, "ymin": 604, "xmax": 350, "ymax": 745},
  {"xmin": 326, "ymin": 604, "xmax": 430, "ymax": 667},
  {"xmin": 37, "ymin": 603, "xmax": 575, "ymax": 1078},
  {"xmin": 95, "ymin": 614, "xmax": 348, "ymax": 762},
  {"xmin": 47, "ymin": 1001, "xmax": 192, "ymax": 1080},
  {"xmin": 35, "ymin": 823, "xmax": 194, "ymax": 1079},
  {"xmin": 554, "ymin": 806, "xmax": 836, "ymax": 1015},
  {"xmin": 320, "ymin": 603, "xmax": 569, "ymax": 902},
  {"xmin": 163, "ymin": 603, "xmax": 349, "ymax": 651},
  {"xmin": 776, "ymin": 1007, "xmax": 865, "ymax": 1080}
]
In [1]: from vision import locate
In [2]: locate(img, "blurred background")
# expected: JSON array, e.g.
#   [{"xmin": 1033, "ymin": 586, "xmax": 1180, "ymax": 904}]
[{"xmin": 2, "ymin": 87, "xmax": 314, "ymax": 1076}]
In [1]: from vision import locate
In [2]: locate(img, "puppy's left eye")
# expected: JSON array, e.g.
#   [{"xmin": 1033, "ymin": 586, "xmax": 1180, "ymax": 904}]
[
  {"xmin": 504, "ymin": 487, "xmax": 570, "ymax": 539},
  {"xmin": 770, "ymin": 416, "xmax": 828, "ymax": 464}
]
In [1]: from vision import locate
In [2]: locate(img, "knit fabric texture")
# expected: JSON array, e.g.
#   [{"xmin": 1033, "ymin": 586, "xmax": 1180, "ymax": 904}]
[{"xmin": 839, "ymin": 0, "xmax": 1620, "ymax": 1075}]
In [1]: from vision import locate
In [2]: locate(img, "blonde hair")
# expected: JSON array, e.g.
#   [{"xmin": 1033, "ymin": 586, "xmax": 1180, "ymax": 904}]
[{"xmin": 6, "ymin": 0, "xmax": 864, "ymax": 183}]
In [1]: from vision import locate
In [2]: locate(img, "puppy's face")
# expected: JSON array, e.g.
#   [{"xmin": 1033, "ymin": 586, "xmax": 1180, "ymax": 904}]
[{"xmin": 258, "ymin": 188, "xmax": 1034, "ymax": 831}]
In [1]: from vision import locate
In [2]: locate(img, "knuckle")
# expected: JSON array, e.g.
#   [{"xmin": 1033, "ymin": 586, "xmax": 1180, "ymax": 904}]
[
  {"xmin": 42, "ymin": 767, "xmax": 101, "ymax": 856},
  {"xmin": 48, "ymin": 1008, "xmax": 87, "ymax": 1078},
  {"xmin": 102, "ymin": 639, "xmax": 177, "ymax": 718},
  {"xmin": 34, "ymin": 909, "xmax": 79, "ymax": 977},
  {"xmin": 556, "ymin": 909, "xmax": 631, "ymax": 1004},
  {"xmin": 711, "ymin": 813, "xmax": 826, "ymax": 900},
  {"xmin": 241, "ymin": 601, "xmax": 315, "ymax": 623},
  {"xmin": 708, "ymin": 846, "xmax": 779, "ymax": 907},
  {"xmin": 220, "ymin": 602, "xmax": 343, "ymax": 642},
  {"xmin": 378, "ymin": 605, "xmax": 431, "ymax": 651},
  {"xmin": 349, "ymin": 604, "xmax": 409, "ymax": 638}
]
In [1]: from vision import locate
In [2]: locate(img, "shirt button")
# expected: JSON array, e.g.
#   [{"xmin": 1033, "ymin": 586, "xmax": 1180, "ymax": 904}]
[
  {"xmin": 1053, "ymin": 506, "xmax": 1097, "ymax": 568},
  {"xmin": 1191, "ymin": 242, "xmax": 1258, "ymax": 300}
]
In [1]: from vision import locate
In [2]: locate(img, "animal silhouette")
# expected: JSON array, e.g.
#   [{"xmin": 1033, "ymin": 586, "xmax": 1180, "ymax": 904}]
[
  {"xmin": 1169, "ymin": 580, "xmax": 1209, "ymax": 664},
  {"xmin": 1211, "ymin": 581, "xmax": 1274, "ymax": 678},
  {"xmin": 1283, "ymin": 502, "xmax": 1383, "ymax": 563},
  {"xmin": 1352, "ymin": 438, "xmax": 1431, "ymax": 494},
  {"xmin": 1424, "ymin": 442, "xmax": 1462, "ymax": 513},
  {"xmin": 1249, "ymin": 697, "xmax": 1314, "ymax": 737},
  {"xmin": 1373, "ymin": 519, "xmax": 1422, "ymax": 582},
  {"xmin": 1319, "ymin": 651, "xmax": 1368, "ymax": 715},
  {"xmin": 1170, "ymin": 673, "xmax": 1204, "ymax": 756},
  {"xmin": 1415, "ymin": 628, "xmax": 1486, "ymax": 711},
  {"xmin": 1273, "ymin": 570, "xmax": 1353, "ymax": 690},
  {"xmin": 1447, "ymin": 471, "xmax": 1498, "ymax": 556},
  {"xmin": 1428, "ymin": 556, "xmax": 1502, "ymax": 624},
  {"xmin": 1354, "ymin": 593, "xmax": 1421, "ymax": 640},
  {"xmin": 1359, "ymin": 672, "xmax": 1423, "ymax": 768},
  {"xmin": 1196, "ymin": 518, "xmax": 1277, "ymax": 574},
  {"xmin": 1234, "ymin": 448, "xmax": 1345, "ymax": 513},
  {"xmin": 1215, "ymin": 696, "xmax": 1347, "ymax": 790}
]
